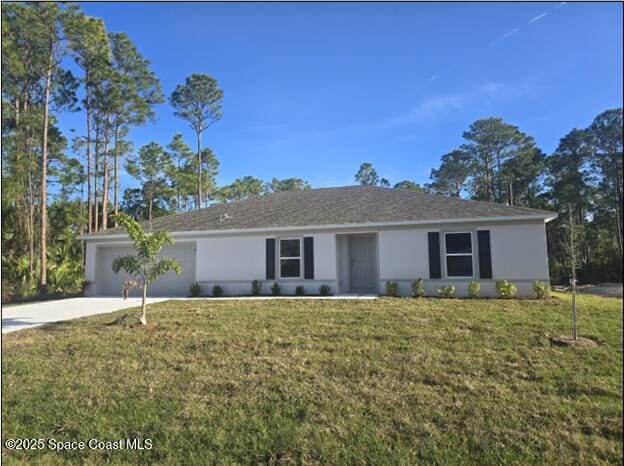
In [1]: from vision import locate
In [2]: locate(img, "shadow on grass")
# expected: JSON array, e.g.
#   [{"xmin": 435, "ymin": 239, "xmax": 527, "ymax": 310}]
[{"xmin": 2, "ymin": 318, "xmax": 73, "ymax": 333}]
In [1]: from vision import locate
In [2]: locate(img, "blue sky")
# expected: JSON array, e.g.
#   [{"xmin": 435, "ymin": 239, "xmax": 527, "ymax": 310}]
[{"xmin": 61, "ymin": 1, "xmax": 623, "ymax": 191}]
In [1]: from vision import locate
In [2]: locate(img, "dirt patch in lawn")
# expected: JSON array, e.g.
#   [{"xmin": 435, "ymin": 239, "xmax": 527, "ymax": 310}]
[{"xmin": 550, "ymin": 335, "xmax": 600, "ymax": 348}]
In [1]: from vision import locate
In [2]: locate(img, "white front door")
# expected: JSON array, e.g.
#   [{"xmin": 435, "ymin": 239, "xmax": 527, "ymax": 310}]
[{"xmin": 349, "ymin": 235, "xmax": 377, "ymax": 291}]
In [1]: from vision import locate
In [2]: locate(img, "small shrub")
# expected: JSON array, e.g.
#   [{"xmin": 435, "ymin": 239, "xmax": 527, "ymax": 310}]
[
  {"xmin": 411, "ymin": 278, "xmax": 425, "ymax": 298},
  {"xmin": 295, "ymin": 285, "xmax": 305, "ymax": 296},
  {"xmin": 468, "ymin": 281, "xmax": 481, "ymax": 298},
  {"xmin": 251, "ymin": 279, "xmax": 261, "ymax": 295},
  {"xmin": 437, "ymin": 285, "xmax": 455, "ymax": 298},
  {"xmin": 385, "ymin": 281, "xmax": 399, "ymax": 297},
  {"xmin": 496, "ymin": 279, "xmax": 517, "ymax": 298},
  {"xmin": 533, "ymin": 280, "xmax": 551, "ymax": 299},
  {"xmin": 189, "ymin": 282, "xmax": 202, "ymax": 297},
  {"xmin": 212, "ymin": 285, "xmax": 223, "ymax": 297},
  {"xmin": 271, "ymin": 282, "xmax": 281, "ymax": 296},
  {"xmin": 319, "ymin": 284, "xmax": 331, "ymax": 296}
]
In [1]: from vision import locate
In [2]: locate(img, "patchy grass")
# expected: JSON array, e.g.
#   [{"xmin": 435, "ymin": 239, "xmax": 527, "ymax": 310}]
[{"xmin": 2, "ymin": 293, "xmax": 622, "ymax": 464}]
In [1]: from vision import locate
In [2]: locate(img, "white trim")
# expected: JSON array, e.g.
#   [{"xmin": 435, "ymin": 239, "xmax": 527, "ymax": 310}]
[
  {"xmin": 78, "ymin": 214, "xmax": 556, "ymax": 241},
  {"xmin": 444, "ymin": 231, "xmax": 475, "ymax": 279},
  {"xmin": 278, "ymin": 237, "xmax": 302, "ymax": 279}
]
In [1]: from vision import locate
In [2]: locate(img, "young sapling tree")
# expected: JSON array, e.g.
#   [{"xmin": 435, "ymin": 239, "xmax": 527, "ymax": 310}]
[{"xmin": 112, "ymin": 212, "xmax": 181, "ymax": 324}]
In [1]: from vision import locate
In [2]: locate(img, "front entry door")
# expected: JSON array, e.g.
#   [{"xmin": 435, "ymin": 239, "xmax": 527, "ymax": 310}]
[{"xmin": 349, "ymin": 235, "xmax": 377, "ymax": 291}]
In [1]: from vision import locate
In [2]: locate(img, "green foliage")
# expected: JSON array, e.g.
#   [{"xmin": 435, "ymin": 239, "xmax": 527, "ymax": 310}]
[
  {"xmin": 496, "ymin": 279, "xmax": 518, "ymax": 299},
  {"xmin": 385, "ymin": 281, "xmax": 399, "ymax": 297},
  {"xmin": 189, "ymin": 282, "xmax": 202, "ymax": 297},
  {"xmin": 468, "ymin": 281, "xmax": 481, "ymax": 298},
  {"xmin": 295, "ymin": 285, "xmax": 305, "ymax": 296},
  {"xmin": 111, "ymin": 212, "xmax": 181, "ymax": 288},
  {"xmin": 533, "ymin": 281, "xmax": 551, "ymax": 299},
  {"xmin": 267, "ymin": 178, "xmax": 311, "ymax": 192},
  {"xmin": 461, "ymin": 117, "xmax": 542, "ymax": 204},
  {"xmin": 319, "ymin": 284, "xmax": 331, "ymax": 296},
  {"xmin": 170, "ymin": 73, "xmax": 223, "ymax": 206},
  {"xmin": 251, "ymin": 279, "xmax": 261, "ymax": 296},
  {"xmin": 411, "ymin": 278, "xmax": 425, "ymax": 298},
  {"xmin": 437, "ymin": 285, "xmax": 456, "ymax": 298},
  {"xmin": 394, "ymin": 180, "xmax": 425, "ymax": 192},
  {"xmin": 217, "ymin": 176, "xmax": 266, "ymax": 202},
  {"xmin": 426, "ymin": 149, "xmax": 473, "ymax": 197},
  {"xmin": 1, "ymin": 255, "xmax": 38, "ymax": 300},
  {"xmin": 212, "ymin": 285, "xmax": 223, "ymax": 297},
  {"xmin": 125, "ymin": 142, "xmax": 174, "ymax": 220},
  {"xmin": 170, "ymin": 74, "xmax": 223, "ymax": 133},
  {"xmin": 270, "ymin": 282, "xmax": 281, "ymax": 296},
  {"xmin": 355, "ymin": 162, "xmax": 386, "ymax": 186},
  {"xmin": 47, "ymin": 260, "xmax": 84, "ymax": 295}
]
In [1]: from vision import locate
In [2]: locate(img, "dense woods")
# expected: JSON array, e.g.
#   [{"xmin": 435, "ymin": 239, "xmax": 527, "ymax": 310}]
[
  {"xmin": 1, "ymin": 3, "xmax": 622, "ymax": 302},
  {"xmin": 357, "ymin": 112, "xmax": 623, "ymax": 285}
]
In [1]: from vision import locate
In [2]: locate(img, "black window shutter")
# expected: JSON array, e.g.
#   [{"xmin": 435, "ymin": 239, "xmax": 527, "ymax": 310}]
[
  {"xmin": 266, "ymin": 238, "xmax": 276, "ymax": 280},
  {"xmin": 428, "ymin": 232, "xmax": 441, "ymax": 279},
  {"xmin": 478, "ymin": 230, "xmax": 492, "ymax": 279},
  {"xmin": 304, "ymin": 237, "xmax": 314, "ymax": 279}
]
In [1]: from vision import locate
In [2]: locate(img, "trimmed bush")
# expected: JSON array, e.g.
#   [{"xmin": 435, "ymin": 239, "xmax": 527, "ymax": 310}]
[
  {"xmin": 496, "ymin": 279, "xmax": 518, "ymax": 298},
  {"xmin": 271, "ymin": 282, "xmax": 281, "ymax": 296},
  {"xmin": 533, "ymin": 280, "xmax": 551, "ymax": 299},
  {"xmin": 189, "ymin": 282, "xmax": 202, "ymax": 297},
  {"xmin": 437, "ymin": 285, "xmax": 455, "ymax": 298},
  {"xmin": 251, "ymin": 279, "xmax": 261, "ymax": 296},
  {"xmin": 212, "ymin": 285, "xmax": 223, "ymax": 297},
  {"xmin": 319, "ymin": 284, "xmax": 331, "ymax": 296},
  {"xmin": 468, "ymin": 281, "xmax": 481, "ymax": 298},
  {"xmin": 295, "ymin": 285, "xmax": 305, "ymax": 296},
  {"xmin": 411, "ymin": 278, "xmax": 425, "ymax": 298},
  {"xmin": 385, "ymin": 281, "xmax": 399, "ymax": 297}
]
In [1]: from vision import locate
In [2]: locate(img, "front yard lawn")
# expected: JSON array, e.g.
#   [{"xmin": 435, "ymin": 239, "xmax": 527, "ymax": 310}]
[{"xmin": 2, "ymin": 293, "xmax": 622, "ymax": 464}]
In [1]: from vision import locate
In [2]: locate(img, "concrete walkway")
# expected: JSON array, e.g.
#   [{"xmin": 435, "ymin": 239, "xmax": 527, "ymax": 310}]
[{"xmin": 1, "ymin": 297, "xmax": 169, "ymax": 333}]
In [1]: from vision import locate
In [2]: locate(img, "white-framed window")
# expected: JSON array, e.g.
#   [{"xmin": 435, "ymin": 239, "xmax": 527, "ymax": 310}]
[
  {"xmin": 444, "ymin": 232, "xmax": 474, "ymax": 278},
  {"xmin": 279, "ymin": 238, "xmax": 302, "ymax": 278}
]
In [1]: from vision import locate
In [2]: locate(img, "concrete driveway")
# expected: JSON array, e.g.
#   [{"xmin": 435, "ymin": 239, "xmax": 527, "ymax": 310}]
[{"xmin": 2, "ymin": 297, "xmax": 169, "ymax": 333}]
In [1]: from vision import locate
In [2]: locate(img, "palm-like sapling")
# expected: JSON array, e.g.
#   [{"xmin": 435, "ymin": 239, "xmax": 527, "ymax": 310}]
[{"xmin": 112, "ymin": 213, "xmax": 181, "ymax": 324}]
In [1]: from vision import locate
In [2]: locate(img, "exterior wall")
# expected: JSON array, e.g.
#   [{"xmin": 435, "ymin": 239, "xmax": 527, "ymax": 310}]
[
  {"xmin": 83, "ymin": 218, "xmax": 550, "ymax": 298},
  {"xmin": 195, "ymin": 232, "xmax": 337, "ymax": 296},
  {"xmin": 487, "ymin": 222, "xmax": 549, "ymax": 280},
  {"xmin": 84, "ymin": 242, "xmax": 97, "ymax": 296},
  {"xmin": 378, "ymin": 221, "xmax": 550, "ymax": 297},
  {"xmin": 335, "ymin": 235, "xmax": 349, "ymax": 292}
]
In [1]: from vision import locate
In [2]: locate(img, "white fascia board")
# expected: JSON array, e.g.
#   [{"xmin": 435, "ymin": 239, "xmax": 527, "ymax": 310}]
[{"xmin": 78, "ymin": 213, "xmax": 557, "ymax": 241}]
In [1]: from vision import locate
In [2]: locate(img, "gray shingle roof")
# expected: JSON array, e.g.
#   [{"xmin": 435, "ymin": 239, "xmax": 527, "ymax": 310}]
[{"xmin": 83, "ymin": 186, "xmax": 556, "ymax": 238}]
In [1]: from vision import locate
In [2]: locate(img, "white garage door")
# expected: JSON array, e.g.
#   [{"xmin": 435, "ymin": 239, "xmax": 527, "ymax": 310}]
[{"xmin": 96, "ymin": 243, "xmax": 196, "ymax": 297}]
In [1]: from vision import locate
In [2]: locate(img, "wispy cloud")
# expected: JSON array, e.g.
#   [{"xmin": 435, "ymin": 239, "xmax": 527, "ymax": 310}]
[
  {"xmin": 389, "ymin": 82, "xmax": 521, "ymax": 127},
  {"xmin": 502, "ymin": 27, "xmax": 520, "ymax": 39},
  {"xmin": 490, "ymin": 27, "xmax": 520, "ymax": 46},
  {"xmin": 529, "ymin": 12, "xmax": 548, "ymax": 23},
  {"xmin": 265, "ymin": 81, "xmax": 524, "ymax": 148},
  {"xmin": 425, "ymin": 2, "xmax": 568, "ymax": 84}
]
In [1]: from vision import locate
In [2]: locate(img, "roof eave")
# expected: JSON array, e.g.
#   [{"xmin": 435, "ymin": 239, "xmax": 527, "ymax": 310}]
[{"xmin": 78, "ymin": 213, "xmax": 557, "ymax": 241}]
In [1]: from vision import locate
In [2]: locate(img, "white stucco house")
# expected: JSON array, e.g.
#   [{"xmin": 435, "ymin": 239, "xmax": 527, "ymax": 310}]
[{"xmin": 80, "ymin": 186, "xmax": 557, "ymax": 297}]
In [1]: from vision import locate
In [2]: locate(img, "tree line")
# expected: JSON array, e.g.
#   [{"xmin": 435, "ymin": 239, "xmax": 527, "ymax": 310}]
[
  {"xmin": 1, "ymin": 3, "xmax": 621, "ymax": 302},
  {"xmin": 353, "ymin": 111, "xmax": 623, "ymax": 285}
]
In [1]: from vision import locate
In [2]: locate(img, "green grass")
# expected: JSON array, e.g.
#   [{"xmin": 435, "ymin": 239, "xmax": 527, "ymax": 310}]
[{"xmin": 2, "ymin": 293, "xmax": 622, "ymax": 465}]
